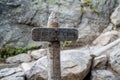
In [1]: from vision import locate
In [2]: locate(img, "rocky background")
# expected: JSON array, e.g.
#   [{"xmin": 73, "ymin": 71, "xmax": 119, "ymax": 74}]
[{"xmin": 0, "ymin": 0, "xmax": 120, "ymax": 80}]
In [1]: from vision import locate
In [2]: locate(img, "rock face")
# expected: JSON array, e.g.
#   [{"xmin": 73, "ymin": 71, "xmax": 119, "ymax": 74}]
[
  {"xmin": 76, "ymin": 0, "xmax": 116, "ymax": 45},
  {"xmin": 0, "ymin": 0, "xmax": 32, "ymax": 47},
  {"xmin": 0, "ymin": 0, "xmax": 117, "ymax": 47},
  {"xmin": 0, "ymin": 67, "xmax": 24, "ymax": 80},
  {"xmin": 0, "ymin": 0, "xmax": 46, "ymax": 47},
  {"xmin": 6, "ymin": 53, "xmax": 31, "ymax": 64},
  {"xmin": 25, "ymin": 49, "xmax": 92, "ymax": 80}
]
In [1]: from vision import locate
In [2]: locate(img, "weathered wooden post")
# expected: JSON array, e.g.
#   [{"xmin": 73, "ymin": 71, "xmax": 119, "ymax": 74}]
[{"xmin": 32, "ymin": 11, "xmax": 78, "ymax": 80}]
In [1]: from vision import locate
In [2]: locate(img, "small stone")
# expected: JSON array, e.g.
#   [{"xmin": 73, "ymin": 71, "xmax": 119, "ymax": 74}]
[
  {"xmin": 21, "ymin": 61, "xmax": 35, "ymax": 72},
  {"xmin": 93, "ymin": 55, "xmax": 107, "ymax": 69},
  {"xmin": 93, "ymin": 31, "xmax": 118, "ymax": 46},
  {"xmin": 111, "ymin": 5, "xmax": 120, "ymax": 26},
  {"xmin": 30, "ymin": 49, "xmax": 47, "ymax": 60},
  {"xmin": 6, "ymin": 53, "xmax": 31, "ymax": 64}
]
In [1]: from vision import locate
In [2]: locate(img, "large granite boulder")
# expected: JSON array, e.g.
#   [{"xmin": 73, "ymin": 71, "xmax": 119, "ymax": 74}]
[{"xmin": 23, "ymin": 49, "xmax": 92, "ymax": 80}]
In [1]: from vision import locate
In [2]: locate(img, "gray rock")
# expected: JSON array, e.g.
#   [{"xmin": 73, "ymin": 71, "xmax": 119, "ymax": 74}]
[
  {"xmin": 0, "ymin": 67, "xmax": 25, "ymax": 80},
  {"xmin": 111, "ymin": 5, "xmax": 120, "ymax": 26},
  {"xmin": 21, "ymin": 61, "xmax": 35, "ymax": 72},
  {"xmin": 25, "ymin": 49, "xmax": 92, "ymax": 80},
  {"xmin": 6, "ymin": 53, "xmax": 31, "ymax": 64},
  {"xmin": 1, "ymin": 72, "xmax": 25, "ymax": 80},
  {"xmin": 91, "ymin": 70, "xmax": 117, "ymax": 80},
  {"xmin": 91, "ymin": 40, "xmax": 120, "ymax": 80},
  {"xmin": 103, "ymin": 23, "xmax": 115, "ymax": 33},
  {"xmin": 93, "ymin": 31, "xmax": 118, "ymax": 46},
  {"xmin": 116, "ymin": 0, "xmax": 120, "ymax": 6},
  {"xmin": 93, "ymin": 55, "xmax": 107, "ymax": 69},
  {"xmin": 29, "ymin": 49, "xmax": 47, "ymax": 60},
  {"xmin": 0, "ymin": 0, "xmax": 33, "ymax": 47},
  {"xmin": 0, "ymin": 64, "xmax": 19, "ymax": 69},
  {"xmin": 0, "ymin": 67, "xmax": 22, "ymax": 78},
  {"xmin": 0, "ymin": 0, "xmax": 43, "ymax": 47},
  {"xmin": 109, "ymin": 49, "xmax": 120, "ymax": 75},
  {"xmin": 71, "ymin": 0, "xmax": 116, "ymax": 47}
]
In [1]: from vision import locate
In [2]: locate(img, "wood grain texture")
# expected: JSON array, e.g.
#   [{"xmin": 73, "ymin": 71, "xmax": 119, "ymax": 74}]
[
  {"xmin": 32, "ymin": 28, "xmax": 78, "ymax": 41},
  {"xmin": 48, "ymin": 41, "xmax": 61, "ymax": 80},
  {"xmin": 47, "ymin": 11, "xmax": 61, "ymax": 80}
]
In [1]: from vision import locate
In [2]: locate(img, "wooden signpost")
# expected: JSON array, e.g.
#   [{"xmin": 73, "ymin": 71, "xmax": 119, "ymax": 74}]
[
  {"xmin": 32, "ymin": 28, "xmax": 78, "ymax": 41},
  {"xmin": 32, "ymin": 11, "xmax": 78, "ymax": 80}
]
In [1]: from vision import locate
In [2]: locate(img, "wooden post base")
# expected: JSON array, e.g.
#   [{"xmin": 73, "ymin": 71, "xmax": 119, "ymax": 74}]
[{"xmin": 48, "ymin": 41, "xmax": 61, "ymax": 80}]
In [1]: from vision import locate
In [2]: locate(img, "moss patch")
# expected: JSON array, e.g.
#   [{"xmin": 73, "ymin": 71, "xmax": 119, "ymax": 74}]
[
  {"xmin": 0, "ymin": 45, "xmax": 41, "ymax": 61},
  {"xmin": 82, "ymin": 0, "xmax": 102, "ymax": 14},
  {"xmin": 48, "ymin": 0, "xmax": 56, "ymax": 4}
]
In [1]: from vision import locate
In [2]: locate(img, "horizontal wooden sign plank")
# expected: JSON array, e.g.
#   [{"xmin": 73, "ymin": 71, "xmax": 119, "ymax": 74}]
[{"xmin": 32, "ymin": 28, "xmax": 78, "ymax": 41}]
